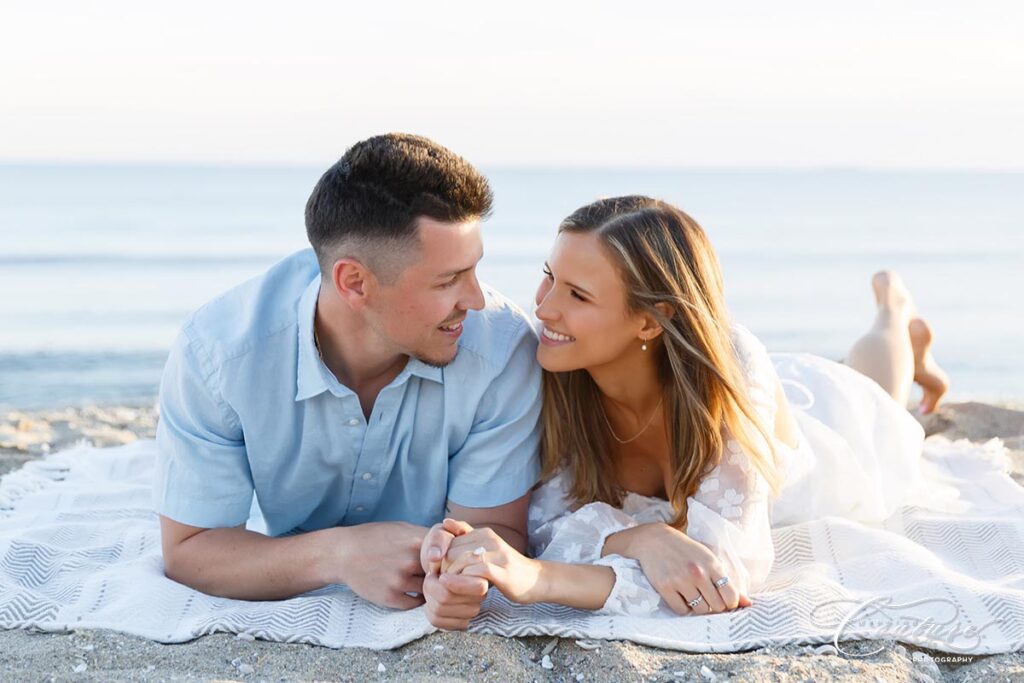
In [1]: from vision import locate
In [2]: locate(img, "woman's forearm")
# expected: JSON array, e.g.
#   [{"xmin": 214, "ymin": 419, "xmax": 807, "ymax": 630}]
[
  {"xmin": 602, "ymin": 525, "xmax": 646, "ymax": 558},
  {"xmin": 533, "ymin": 560, "xmax": 616, "ymax": 610}
]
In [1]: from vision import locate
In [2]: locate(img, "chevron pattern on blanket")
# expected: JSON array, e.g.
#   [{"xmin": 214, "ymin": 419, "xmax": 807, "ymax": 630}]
[{"xmin": 0, "ymin": 437, "xmax": 1022, "ymax": 652}]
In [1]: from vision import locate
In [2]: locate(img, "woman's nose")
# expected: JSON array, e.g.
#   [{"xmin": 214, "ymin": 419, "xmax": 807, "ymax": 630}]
[{"xmin": 534, "ymin": 291, "xmax": 557, "ymax": 322}]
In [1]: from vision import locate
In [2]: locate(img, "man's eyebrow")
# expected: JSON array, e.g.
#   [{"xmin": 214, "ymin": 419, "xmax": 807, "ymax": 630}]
[
  {"xmin": 545, "ymin": 261, "xmax": 595, "ymax": 298},
  {"xmin": 436, "ymin": 252, "xmax": 485, "ymax": 279},
  {"xmin": 435, "ymin": 264, "xmax": 475, "ymax": 279}
]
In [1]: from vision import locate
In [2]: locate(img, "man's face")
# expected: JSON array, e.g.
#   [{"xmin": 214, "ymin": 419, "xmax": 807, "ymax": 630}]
[{"xmin": 367, "ymin": 216, "xmax": 486, "ymax": 367}]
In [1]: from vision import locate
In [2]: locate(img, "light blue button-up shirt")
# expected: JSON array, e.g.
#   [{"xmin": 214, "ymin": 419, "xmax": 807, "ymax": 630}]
[{"xmin": 154, "ymin": 249, "xmax": 542, "ymax": 536}]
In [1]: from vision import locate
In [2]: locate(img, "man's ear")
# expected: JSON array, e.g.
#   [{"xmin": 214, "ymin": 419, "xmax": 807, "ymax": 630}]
[{"xmin": 331, "ymin": 258, "xmax": 374, "ymax": 308}]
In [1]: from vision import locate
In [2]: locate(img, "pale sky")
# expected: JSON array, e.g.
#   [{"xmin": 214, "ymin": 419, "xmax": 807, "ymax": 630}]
[{"xmin": 2, "ymin": 1, "xmax": 1022, "ymax": 168}]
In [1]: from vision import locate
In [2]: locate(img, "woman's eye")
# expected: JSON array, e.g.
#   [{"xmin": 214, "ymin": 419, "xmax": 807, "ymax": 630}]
[{"xmin": 542, "ymin": 267, "xmax": 584, "ymax": 301}]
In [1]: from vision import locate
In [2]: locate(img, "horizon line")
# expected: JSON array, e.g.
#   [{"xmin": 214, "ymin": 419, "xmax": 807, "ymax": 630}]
[{"xmin": 2, "ymin": 159, "xmax": 1024, "ymax": 174}]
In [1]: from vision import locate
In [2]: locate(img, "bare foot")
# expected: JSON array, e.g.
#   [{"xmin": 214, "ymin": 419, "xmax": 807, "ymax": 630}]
[
  {"xmin": 871, "ymin": 270, "xmax": 915, "ymax": 317},
  {"xmin": 908, "ymin": 317, "xmax": 950, "ymax": 414}
]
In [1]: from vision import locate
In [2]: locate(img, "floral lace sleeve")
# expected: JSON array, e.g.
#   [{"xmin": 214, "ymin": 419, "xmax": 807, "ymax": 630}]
[
  {"xmin": 527, "ymin": 472, "xmax": 638, "ymax": 564},
  {"xmin": 588, "ymin": 410, "xmax": 779, "ymax": 614},
  {"xmin": 681, "ymin": 323, "xmax": 783, "ymax": 595},
  {"xmin": 527, "ymin": 474, "xmax": 662, "ymax": 616},
  {"xmin": 683, "ymin": 433, "xmax": 775, "ymax": 597}
]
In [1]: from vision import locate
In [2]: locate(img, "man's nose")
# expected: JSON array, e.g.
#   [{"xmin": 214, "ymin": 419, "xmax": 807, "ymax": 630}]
[{"xmin": 460, "ymin": 272, "xmax": 486, "ymax": 311}]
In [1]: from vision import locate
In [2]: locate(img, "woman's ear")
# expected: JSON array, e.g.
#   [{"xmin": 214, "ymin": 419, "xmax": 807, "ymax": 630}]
[{"xmin": 639, "ymin": 303, "xmax": 674, "ymax": 341}]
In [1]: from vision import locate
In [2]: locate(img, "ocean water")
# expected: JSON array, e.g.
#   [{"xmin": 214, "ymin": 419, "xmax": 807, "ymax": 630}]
[{"xmin": 1, "ymin": 164, "xmax": 1022, "ymax": 409}]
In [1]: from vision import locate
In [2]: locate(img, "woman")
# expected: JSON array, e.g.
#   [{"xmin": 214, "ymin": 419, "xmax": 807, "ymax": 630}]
[{"xmin": 439, "ymin": 195, "xmax": 949, "ymax": 617}]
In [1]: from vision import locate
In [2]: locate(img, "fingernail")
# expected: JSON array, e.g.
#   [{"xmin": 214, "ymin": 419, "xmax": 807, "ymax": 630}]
[{"xmin": 428, "ymin": 547, "xmax": 441, "ymax": 561}]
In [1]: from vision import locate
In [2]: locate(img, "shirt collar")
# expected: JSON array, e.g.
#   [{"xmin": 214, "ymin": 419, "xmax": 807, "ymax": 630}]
[
  {"xmin": 295, "ymin": 278, "xmax": 329, "ymax": 402},
  {"xmin": 404, "ymin": 357, "xmax": 444, "ymax": 384},
  {"xmin": 295, "ymin": 279, "xmax": 446, "ymax": 402}
]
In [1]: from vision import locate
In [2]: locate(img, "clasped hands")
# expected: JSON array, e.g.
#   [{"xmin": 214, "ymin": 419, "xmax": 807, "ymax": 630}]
[{"xmin": 418, "ymin": 518, "xmax": 539, "ymax": 630}]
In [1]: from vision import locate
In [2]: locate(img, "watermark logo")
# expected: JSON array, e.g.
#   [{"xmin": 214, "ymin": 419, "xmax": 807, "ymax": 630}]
[
  {"xmin": 810, "ymin": 596, "xmax": 1002, "ymax": 657},
  {"xmin": 913, "ymin": 650, "xmax": 977, "ymax": 665}
]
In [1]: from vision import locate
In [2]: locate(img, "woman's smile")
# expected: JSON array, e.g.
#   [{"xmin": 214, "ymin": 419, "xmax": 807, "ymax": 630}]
[{"xmin": 540, "ymin": 326, "xmax": 576, "ymax": 345}]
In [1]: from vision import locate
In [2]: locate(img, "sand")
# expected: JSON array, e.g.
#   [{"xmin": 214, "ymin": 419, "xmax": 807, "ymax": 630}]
[{"xmin": 1, "ymin": 401, "xmax": 1022, "ymax": 682}]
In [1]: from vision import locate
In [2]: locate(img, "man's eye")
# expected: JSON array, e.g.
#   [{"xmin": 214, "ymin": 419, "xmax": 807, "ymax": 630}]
[{"xmin": 439, "ymin": 276, "xmax": 458, "ymax": 289}]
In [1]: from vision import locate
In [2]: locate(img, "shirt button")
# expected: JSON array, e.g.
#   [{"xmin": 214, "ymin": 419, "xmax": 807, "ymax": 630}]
[
  {"xmin": 354, "ymin": 506, "xmax": 365, "ymax": 512},
  {"xmin": 348, "ymin": 418, "xmax": 359, "ymax": 426},
  {"xmin": 361, "ymin": 472, "xmax": 372, "ymax": 481}
]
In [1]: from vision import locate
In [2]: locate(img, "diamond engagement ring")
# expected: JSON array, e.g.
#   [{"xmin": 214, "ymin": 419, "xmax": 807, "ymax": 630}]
[
  {"xmin": 714, "ymin": 576, "xmax": 730, "ymax": 588},
  {"xmin": 687, "ymin": 595, "xmax": 705, "ymax": 609},
  {"xmin": 473, "ymin": 546, "xmax": 487, "ymax": 556}
]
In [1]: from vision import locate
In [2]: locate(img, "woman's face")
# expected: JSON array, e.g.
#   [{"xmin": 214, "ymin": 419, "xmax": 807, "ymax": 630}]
[{"xmin": 534, "ymin": 231, "xmax": 647, "ymax": 373}]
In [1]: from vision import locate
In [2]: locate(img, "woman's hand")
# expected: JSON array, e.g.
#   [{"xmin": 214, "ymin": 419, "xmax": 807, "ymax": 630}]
[
  {"xmin": 440, "ymin": 519, "xmax": 547, "ymax": 604},
  {"xmin": 603, "ymin": 522, "xmax": 752, "ymax": 615}
]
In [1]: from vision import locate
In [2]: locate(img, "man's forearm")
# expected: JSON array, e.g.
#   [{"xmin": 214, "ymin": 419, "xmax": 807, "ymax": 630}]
[{"xmin": 164, "ymin": 526, "xmax": 344, "ymax": 600}]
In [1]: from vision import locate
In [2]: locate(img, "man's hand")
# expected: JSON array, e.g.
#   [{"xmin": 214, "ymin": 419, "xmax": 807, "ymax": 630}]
[
  {"xmin": 335, "ymin": 521, "xmax": 428, "ymax": 610},
  {"xmin": 158, "ymin": 516, "xmax": 428, "ymax": 605},
  {"xmin": 420, "ymin": 519, "xmax": 465, "ymax": 575},
  {"xmin": 419, "ymin": 518, "xmax": 490, "ymax": 630},
  {"xmin": 444, "ymin": 523, "xmax": 546, "ymax": 605},
  {"xmin": 417, "ymin": 497, "xmax": 530, "ymax": 631},
  {"xmin": 422, "ymin": 572, "xmax": 490, "ymax": 630}
]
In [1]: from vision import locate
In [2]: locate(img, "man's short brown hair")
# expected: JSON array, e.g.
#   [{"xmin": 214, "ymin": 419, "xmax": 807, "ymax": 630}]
[{"xmin": 305, "ymin": 133, "xmax": 493, "ymax": 283}]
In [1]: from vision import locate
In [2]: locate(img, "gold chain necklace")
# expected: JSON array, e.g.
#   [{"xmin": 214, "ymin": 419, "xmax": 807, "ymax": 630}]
[{"xmin": 599, "ymin": 395, "xmax": 664, "ymax": 444}]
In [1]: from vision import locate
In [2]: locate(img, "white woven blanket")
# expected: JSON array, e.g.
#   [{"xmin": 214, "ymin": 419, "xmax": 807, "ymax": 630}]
[{"xmin": 1, "ymin": 437, "xmax": 1021, "ymax": 653}]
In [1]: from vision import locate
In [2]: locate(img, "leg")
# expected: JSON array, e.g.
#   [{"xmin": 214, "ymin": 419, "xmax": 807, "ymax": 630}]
[
  {"xmin": 843, "ymin": 271, "xmax": 917, "ymax": 408},
  {"xmin": 843, "ymin": 271, "xmax": 949, "ymax": 413},
  {"xmin": 908, "ymin": 317, "xmax": 950, "ymax": 414}
]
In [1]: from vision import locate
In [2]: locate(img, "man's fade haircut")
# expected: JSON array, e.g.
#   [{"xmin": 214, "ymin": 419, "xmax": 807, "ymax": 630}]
[{"xmin": 305, "ymin": 133, "xmax": 494, "ymax": 284}]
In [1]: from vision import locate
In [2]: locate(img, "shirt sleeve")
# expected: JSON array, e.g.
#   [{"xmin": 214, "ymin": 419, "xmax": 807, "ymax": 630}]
[
  {"xmin": 529, "ymin": 476, "xmax": 662, "ymax": 616},
  {"xmin": 684, "ymin": 439, "xmax": 775, "ymax": 596},
  {"xmin": 593, "ymin": 555, "xmax": 665, "ymax": 616},
  {"xmin": 153, "ymin": 326, "xmax": 255, "ymax": 528},
  {"xmin": 680, "ymin": 323, "xmax": 781, "ymax": 595},
  {"xmin": 534, "ymin": 500, "xmax": 638, "ymax": 564},
  {"xmin": 446, "ymin": 319, "xmax": 543, "ymax": 508}
]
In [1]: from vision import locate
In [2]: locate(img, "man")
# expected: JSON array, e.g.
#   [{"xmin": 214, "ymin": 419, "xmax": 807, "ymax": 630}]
[{"xmin": 154, "ymin": 133, "xmax": 541, "ymax": 630}]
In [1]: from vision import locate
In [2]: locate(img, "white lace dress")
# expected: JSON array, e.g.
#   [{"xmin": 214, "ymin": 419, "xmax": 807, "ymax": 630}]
[{"xmin": 527, "ymin": 323, "xmax": 928, "ymax": 616}]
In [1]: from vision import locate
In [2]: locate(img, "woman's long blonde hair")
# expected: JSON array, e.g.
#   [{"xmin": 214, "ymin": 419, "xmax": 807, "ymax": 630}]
[{"xmin": 541, "ymin": 196, "xmax": 782, "ymax": 528}]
